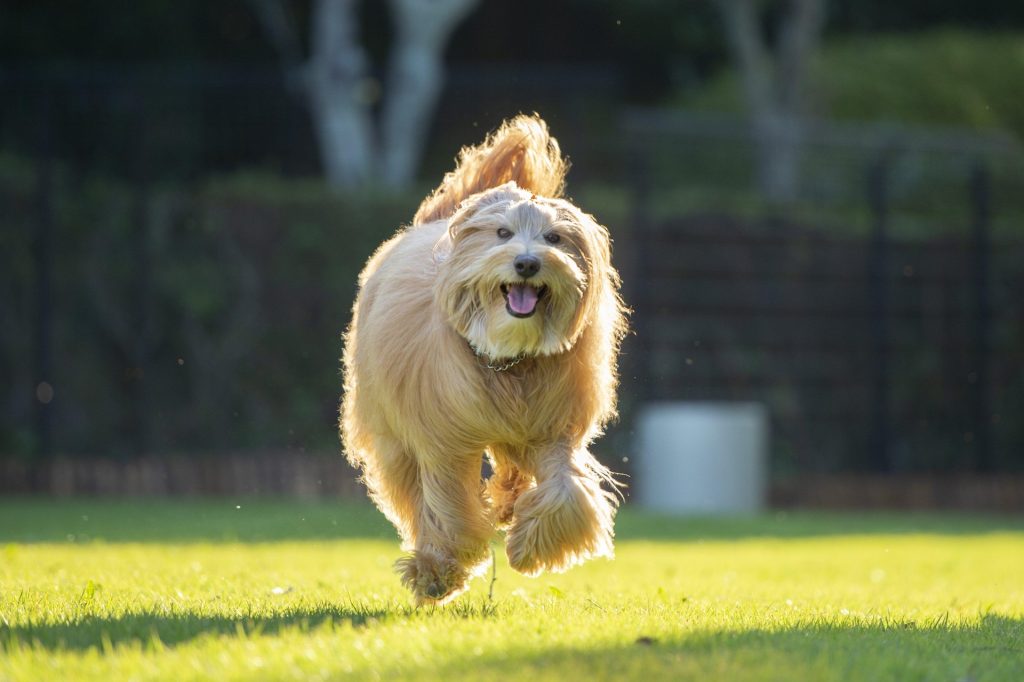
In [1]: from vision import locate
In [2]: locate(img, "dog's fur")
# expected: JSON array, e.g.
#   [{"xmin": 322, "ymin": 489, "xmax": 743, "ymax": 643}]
[{"xmin": 340, "ymin": 115, "xmax": 627, "ymax": 604}]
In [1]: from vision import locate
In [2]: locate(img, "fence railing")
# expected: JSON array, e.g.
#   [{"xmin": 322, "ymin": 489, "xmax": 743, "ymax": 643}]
[{"xmin": 626, "ymin": 211, "xmax": 1024, "ymax": 472}]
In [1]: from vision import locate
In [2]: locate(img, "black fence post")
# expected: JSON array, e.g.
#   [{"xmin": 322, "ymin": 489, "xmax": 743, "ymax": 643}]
[
  {"xmin": 129, "ymin": 98, "xmax": 153, "ymax": 457},
  {"xmin": 969, "ymin": 162, "xmax": 993, "ymax": 472},
  {"xmin": 627, "ymin": 127, "xmax": 654, "ymax": 400},
  {"xmin": 866, "ymin": 154, "xmax": 892, "ymax": 472},
  {"xmin": 32, "ymin": 88, "xmax": 55, "ymax": 458}
]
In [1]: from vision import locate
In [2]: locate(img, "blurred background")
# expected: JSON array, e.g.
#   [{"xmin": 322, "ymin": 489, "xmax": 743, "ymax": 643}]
[{"xmin": 2, "ymin": 0, "xmax": 1022, "ymax": 509}]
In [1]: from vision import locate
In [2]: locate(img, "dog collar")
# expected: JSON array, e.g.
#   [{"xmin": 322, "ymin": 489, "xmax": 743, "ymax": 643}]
[{"xmin": 468, "ymin": 343, "xmax": 526, "ymax": 372}]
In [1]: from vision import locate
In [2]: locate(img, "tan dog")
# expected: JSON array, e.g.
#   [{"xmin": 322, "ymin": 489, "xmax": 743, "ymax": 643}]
[{"xmin": 341, "ymin": 115, "xmax": 627, "ymax": 604}]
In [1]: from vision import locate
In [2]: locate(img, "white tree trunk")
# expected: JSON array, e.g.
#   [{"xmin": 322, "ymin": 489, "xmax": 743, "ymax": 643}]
[
  {"xmin": 716, "ymin": 0, "xmax": 824, "ymax": 204},
  {"xmin": 754, "ymin": 112, "xmax": 803, "ymax": 202},
  {"xmin": 306, "ymin": 0, "xmax": 376, "ymax": 188},
  {"xmin": 379, "ymin": 0, "xmax": 479, "ymax": 188},
  {"xmin": 253, "ymin": 0, "xmax": 478, "ymax": 190}
]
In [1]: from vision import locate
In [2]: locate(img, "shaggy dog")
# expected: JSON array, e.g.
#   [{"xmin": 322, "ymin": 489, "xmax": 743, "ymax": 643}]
[{"xmin": 341, "ymin": 115, "xmax": 627, "ymax": 604}]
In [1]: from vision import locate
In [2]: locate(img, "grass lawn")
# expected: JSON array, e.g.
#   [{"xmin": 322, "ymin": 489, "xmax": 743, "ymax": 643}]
[{"xmin": 1, "ymin": 499, "xmax": 1022, "ymax": 681}]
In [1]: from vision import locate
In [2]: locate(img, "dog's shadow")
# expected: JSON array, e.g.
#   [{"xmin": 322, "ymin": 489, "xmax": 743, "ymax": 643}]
[
  {"xmin": 2, "ymin": 598, "xmax": 509, "ymax": 652},
  {"xmin": 3, "ymin": 602, "xmax": 409, "ymax": 652}
]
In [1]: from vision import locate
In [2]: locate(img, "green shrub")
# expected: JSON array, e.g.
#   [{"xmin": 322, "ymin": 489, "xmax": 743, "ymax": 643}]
[
  {"xmin": 686, "ymin": 29, "xmax": 1024, "ymax": 140},
  {"xmin": 0, "ymin": 168, "xmax": 423, "ymax": 457}
]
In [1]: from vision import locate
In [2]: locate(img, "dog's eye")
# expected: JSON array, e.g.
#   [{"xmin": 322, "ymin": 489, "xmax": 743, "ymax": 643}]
[
  {"xmin": 497, "ymin": 227, "xmax": 512, "ymax": 240},
  {"xmin": 544, "ymin": 232, "xmax": 561, "ymax": 244}
]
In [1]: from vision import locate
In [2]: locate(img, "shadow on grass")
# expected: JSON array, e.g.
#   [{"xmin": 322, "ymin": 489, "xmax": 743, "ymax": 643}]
[
  {"xmin": 0, "ymin": 599, "xmax": 513, "ymax": 653},
  {"xmin": 400, "ymin": 614, "xmax": 1024, "ymax": 681},
  {"xmin": 2, "ymin": 498, "xmax": 1022, "ymax": 545},
  {"xmin": 0, "ymin": 602, "xmax": 407, "ymax": 651},
  {"xmin": 4, "ymin": 606, "xmax": 1020, "ymax": 681}
]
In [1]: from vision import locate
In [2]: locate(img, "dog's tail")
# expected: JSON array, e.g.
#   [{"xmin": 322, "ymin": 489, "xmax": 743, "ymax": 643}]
[{"xmin": 413, "ymin": 114, "xmax": 569, "ymax": 225}]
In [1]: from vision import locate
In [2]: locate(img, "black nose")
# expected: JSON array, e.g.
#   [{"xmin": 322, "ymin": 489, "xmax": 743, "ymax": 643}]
[{"xmin": 514, "ymin": 254, "xmax": 541, "ymax": 278}]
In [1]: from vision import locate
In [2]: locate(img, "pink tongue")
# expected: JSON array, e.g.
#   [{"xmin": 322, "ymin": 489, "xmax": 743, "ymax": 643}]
[{"xmin": 507, "ymin": 284, "xmax": 539, "ymax": 314}]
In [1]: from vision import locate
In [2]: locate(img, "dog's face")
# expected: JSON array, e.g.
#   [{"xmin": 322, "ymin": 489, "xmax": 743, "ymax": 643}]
[{"xmin": 435, "ymin": 183, "xmax": 613, "ymax": 359}]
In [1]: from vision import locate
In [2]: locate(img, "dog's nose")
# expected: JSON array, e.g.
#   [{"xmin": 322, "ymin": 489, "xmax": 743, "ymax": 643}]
[{"xmin": 513, "ymin": 254, "xmax": 541, "ymax": 278}]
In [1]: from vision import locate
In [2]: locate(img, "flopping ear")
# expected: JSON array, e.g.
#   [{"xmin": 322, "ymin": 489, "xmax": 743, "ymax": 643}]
[{"xmin": 559, "ymin": 206, "xmax": 621, "ymax": 344}]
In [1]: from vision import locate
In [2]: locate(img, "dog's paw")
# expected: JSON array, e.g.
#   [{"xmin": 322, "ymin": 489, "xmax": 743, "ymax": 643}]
[
  {"xmin": 395, "ymin": 548, "xmax": 470, "ymax": 605},
  {"xmin": 504, "ymin": 474, "xmax": 615, "ymax": 576},
  {"xmin": 504, "ymin": 514, "xmax": 547, "ymax": 576}
]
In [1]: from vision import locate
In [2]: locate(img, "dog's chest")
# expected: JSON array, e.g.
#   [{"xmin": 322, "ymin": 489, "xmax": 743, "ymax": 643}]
[{"xmin": 479, "ymin": 366, "xmax": 562, "ymax": 442}]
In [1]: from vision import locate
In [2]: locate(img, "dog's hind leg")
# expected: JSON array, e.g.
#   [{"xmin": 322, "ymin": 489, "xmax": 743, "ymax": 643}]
[
  {"xmin": 395, "ymin": 450, "xmax": 494, "ymax": 605},
  {"xmin": 504, "ymin": 445, "xmax": 618, "ymax": 576},
  {"xmin": 485, "ymin": 447, "xmax": 534, "ymax": 529}
]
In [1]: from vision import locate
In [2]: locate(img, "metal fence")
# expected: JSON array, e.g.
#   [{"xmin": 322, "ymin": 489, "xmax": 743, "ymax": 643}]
[
  {"xmin": 3, "ymin": 68, "xmax": 1024, "ymax": 477},
  {"xmin": 623, "ymin": 111, "xmax": 1024, "ymax": 473},
  {"xmin": 0, "ymin": 64, "xmax": 623, "ymax": 461}
]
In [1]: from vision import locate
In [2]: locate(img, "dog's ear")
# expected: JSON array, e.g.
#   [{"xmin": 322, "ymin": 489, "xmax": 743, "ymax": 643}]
[{"xmin": 561, "ymin": 207, "xmax": 624, "ymax": 344}]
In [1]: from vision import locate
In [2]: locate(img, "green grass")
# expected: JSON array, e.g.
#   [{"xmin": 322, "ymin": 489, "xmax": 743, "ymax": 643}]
[{"xmin": 1, "ymin": 499, "xmax": 1022, "ymax": 681}]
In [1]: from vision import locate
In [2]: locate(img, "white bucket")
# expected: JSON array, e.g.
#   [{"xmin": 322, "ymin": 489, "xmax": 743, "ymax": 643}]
[{"xmin": 635, "ymin": 402, "xmax": 769, "ymax": 514}]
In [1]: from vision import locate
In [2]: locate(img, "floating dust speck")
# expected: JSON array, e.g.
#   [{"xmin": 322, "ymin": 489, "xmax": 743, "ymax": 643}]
[{"xmin": 35, "ymin": 382, "xmax": 54, "ymax": 404}]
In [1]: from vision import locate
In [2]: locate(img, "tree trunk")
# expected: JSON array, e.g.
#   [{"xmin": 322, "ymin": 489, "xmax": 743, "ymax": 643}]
[
  {"xmin": 254, "ymin": 0, "xmax": 478, "ymax": 190},
  {"xmin": 379, "ymin": 37, "xmax": 446, "ymax": 188},
  {"xmin": 754, "ymin": 111, "xmax": 803, "ymax": 204},
  {"xmin": 306, "ymin": 0, "xmax": 376, "ymax": 188},
  {"xmin": 716, "ymin": 0, "xmax": 824, "ymax": 204},
  {"xmin": 379, "ymin": 0, "xmax": 479, "ymax": 188}
]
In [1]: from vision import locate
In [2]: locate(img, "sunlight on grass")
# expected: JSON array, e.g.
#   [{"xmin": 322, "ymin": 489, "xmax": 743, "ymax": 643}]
[{"xmin": 1, "ymin": 500, "xmax": 1022, "ymax": 681}]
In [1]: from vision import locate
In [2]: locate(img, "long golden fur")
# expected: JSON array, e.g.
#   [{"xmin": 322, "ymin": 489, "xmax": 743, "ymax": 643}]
[{"xmin": 340, "ymin": 114, "xmax": 628, "ymax": 604}]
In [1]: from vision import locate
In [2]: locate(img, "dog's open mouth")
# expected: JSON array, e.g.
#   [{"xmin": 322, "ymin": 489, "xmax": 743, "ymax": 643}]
[{"xmin": 500, "ymin": 283, "xmax": 548, "ymax": 318}]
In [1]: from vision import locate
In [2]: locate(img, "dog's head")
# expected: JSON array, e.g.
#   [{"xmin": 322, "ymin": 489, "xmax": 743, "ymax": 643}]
[{"xmin": 435, "ymin": 183, "xmax": 620, "ymax": 360}]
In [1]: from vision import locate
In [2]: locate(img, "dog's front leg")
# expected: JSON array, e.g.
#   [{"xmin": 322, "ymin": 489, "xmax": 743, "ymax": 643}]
[
  {"xmin": 504, "ymin": 444, "xmax": 618, "ymax": 576},
  {"xmin": 395, "ymin": 452, "xmax": 493, "ymax": 605},
  {"xmin": 485, "ymin": 446, "xmax": 534, "ymax": 529}
]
